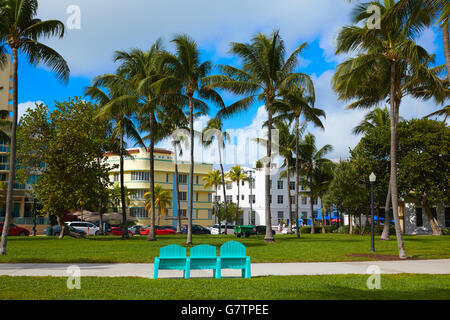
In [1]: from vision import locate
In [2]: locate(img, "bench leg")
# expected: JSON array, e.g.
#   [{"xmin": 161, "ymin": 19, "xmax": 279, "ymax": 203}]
[
  {"xmin": 241, "ymin": 269, "xmax": 245, "ymax": 278},
  {"xmin": 153, "ymin": 259, "xmax": 160, "ymax": 279},
  {"xmin": 216, "ymin": 258, "xmax": 221, "ymax": 279},
  {"xmin": 184, "ymin": 259, "xmax": 190, "ymax": 279},
  {"xmin": 245, "ymin": 258, "xmax": 251, "ymax": 278}
]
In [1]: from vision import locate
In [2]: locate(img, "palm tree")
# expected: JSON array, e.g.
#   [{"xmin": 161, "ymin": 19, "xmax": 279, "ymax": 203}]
[
  {"xmin": 202, "ymin": 118, "xmax": 230, "ymax": 234},
  {"xmin": 333, "ymin": 0, "xmax": 445, "ymax": 258},
  {"xmin": 154, "ymin": 34, "xmax": 225, "ymax": 245},
  {"xmin": 109, "ymin": 183, "xmax": 134, "ymax": 212},
  {"xmin": 298, "ymin": 133, "xmax": 333, "ymax": 234},
  {"xmin": 206, "ymin": 30, "xmax": 314, "ymax": 242},
  {"xmin": 93, "ymin": 42, "xmax": 166, "ymax": 241},
  {"xmin": 86, "ymin": 78, "xmax": 144, "ymax": 239},
  {"xmin": 202, "ymin": 170, "xmax": 222, "ymax": 227},
  {"xmin": 226, "ymin": 165, "xmax": 247, "ymax": 225},
  {"xmin": 272, "ymin": 85, "xmax": 325, "ymax": 237},
  {"xmin": 425, "ymin": 104, "xmax": 450, "ymax": 121},
  {"xmin": 0, "ymin": 0, "xmax": 70, "ymax": 255},
  {"xmin": 144, "ymin": 184, "xmax": 172, "ymax": 226}
]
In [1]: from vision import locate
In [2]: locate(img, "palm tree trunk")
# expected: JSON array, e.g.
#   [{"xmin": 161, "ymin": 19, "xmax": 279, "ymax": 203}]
[
  {"xmin": 0, "ymin": 48, "xmax": 18, "ymax": 255},
  {"xmin": 349, "ymin": 213, "xmax": 353, "ymax": 235},
  {"xmin": 120, "ymin": 132, "xmax": 128, "ymax": 239},
  {"xmin": 218, "ymin": 140, "xmax": 228, "ymax": 235},
  {"xmin": 148, "ymin": 113, "xmax": 156, "ymax": 241},
  {"xmin": 380, "ymin": 181, "xmax": 391, "ymax": 240},
  {"xmin": 236, "ymin": 181, "xmax": 240, "ymax": 225},
  {"xmin": 389, "ymin": 61, "xmax": 407, "ymax": 259},
  {"xmin": 309, "ymin": 166, "xmax": 315, "ymax": 234},
  {"xmin": 321, "ymin": 203, "xmax": 326, "ymax": 234},
  {"xmin": 286, "ymin": 157, "xmax": 293, "ymax": 234},
  {"xmin": 174, "ymin": 142, "xmax": 182, "ymax": 234},
  {"xmin": 264, "ymin": 101, "xmax": 274, "ymax": 242},
  {"xmin": 295, "ymin": 116, "xmax": 300, "ymax": 238},
  {"xmin": 186, "ymin": 97, "xmax": 194, "ymax": 245},
  {"xmin": 443, "ymin": 21, "xmax": 450, "ymax": 81}
]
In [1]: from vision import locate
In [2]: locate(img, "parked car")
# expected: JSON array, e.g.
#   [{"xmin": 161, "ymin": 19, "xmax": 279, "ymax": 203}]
[
  {"xmin": 65, "ymin": 221, "xmax": 100, "ymax": 236},
  {"xmin": 161, "ymin": 225, "xmax": 177, "ymax": 232},
  {"xmin": 111, "ymin": 227, "xmax": 133, "ymax": 236},
  {"xmin": 181, "ymin": 224, "xmax": 211, "ymax": 235},
  {"xmin": 139, "ymin": 225, "xmax": 176, "ymax": 236},
  {"xmin": 234, "ymin": 225, "xmax": 276, "ymax": 237},
  {"xmin": 128, "ymin": 225, "xmax": 144, "ymax": 235},
  {"xmin": 210, "ymin": 224, "xmax": 235, "ymax": 235},
  {"xmin": 52, "ymin": 224, "xmax": 86, "ymax": 237},
  {"xmin": 281, "ymin": 226, "xmax": 299, "ymax": 234},
  {"xmin": 0, "ymin": 223, "xmax": 30, "ymax": 236}
]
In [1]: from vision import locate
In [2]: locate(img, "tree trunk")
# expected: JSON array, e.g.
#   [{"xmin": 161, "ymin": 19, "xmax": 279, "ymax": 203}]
[
  {"xmin": 443, "ymin": 21, "xmax": 450, "ymax": 82},
  {"xmin": 264, "ymin": 101, "xmax": 274, "ymax": 242},
  {"xmin": 389, "ymin": 61, "xmax": 407, "ymax": 259},
  {"xmin": 0, "ymin": 48, "xmax": 18, "ymax": 255},
  {"xmin": 148, "ymin": 113, "xmax": 156, "ymax": 241},
  {"xmin": 295, "ymin": 116, "xmax": 300, "ymax": 238},
  {"xmin": 321, "ymin": 204, "xmax": 326, "ymax": 234},
  {"xmin": 236, "ymin": 180, "xmax": 240, "ymax": 225},
  {"xmin": 119, "ymin": 132, "xmax": 129, "ymax": 239},
  {"xmin": 422, "ymin": 199, "xmax": 442, "ymax": 236},
  {"xmin": 186, "ymin": 97, "xmax": 194, "ymax": 245},
  {"xmin": 286, "ymin": 157, "xmax": 293, "ymax": 234},
  {"xmin": 174, "ymin": 142, "xmax": 182, "ymax": 234},
  {"xmin": 310, "ymin": 166, "xmax": 315, "ymax": 234},
  {"xmin": 380, "ymin": 180, "xmax": 391, "ymax": 240},
  {"xmin": 349, "ymin": 213, "xmax": 353, "ymax": 235}
]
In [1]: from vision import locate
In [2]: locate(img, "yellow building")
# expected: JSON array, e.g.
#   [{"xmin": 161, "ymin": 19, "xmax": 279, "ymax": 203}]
[{"xmin": 104, "ymin": 148, "xmax": 214, "ymax": 227}]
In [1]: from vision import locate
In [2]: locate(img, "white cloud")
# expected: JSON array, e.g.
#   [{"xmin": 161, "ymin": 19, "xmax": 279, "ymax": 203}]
[
  {"xmin": 18, "ymin": 101, "xmax": 44, "ymax": 120},
  {"xmin": 36, "ymin": 0, "xmax": 353, "ymax": 76}
]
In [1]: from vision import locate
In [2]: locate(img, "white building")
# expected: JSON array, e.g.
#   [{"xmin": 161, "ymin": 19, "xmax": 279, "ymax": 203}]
[{"xmin": 216, "ymin": 166, "xmax": 322, "ymax": 227}]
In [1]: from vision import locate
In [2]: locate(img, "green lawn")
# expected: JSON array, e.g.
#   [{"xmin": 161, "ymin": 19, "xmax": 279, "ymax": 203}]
[
  {"xmin": 0, "ymin": 233, "xmax": 449, "ymax": 264},
  {"xmin": 1, "ymin": 274, "xmax": 449, "ymax": 300}
]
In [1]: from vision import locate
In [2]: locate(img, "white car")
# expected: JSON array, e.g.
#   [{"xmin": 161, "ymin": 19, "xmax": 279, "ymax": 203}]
[
  {"xmin": 66, "ymin": 221, "xmax": 100, "ymax": 236},
  {"xmin": 210, "ymin": 224, "xmax": 235, "ymax": 235},
  {"xmin": 281, "ymin": 226, "xmax": 299, "ymax": 234}
]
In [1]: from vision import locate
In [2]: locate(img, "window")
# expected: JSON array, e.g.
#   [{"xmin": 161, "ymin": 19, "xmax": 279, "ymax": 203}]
[
  {"xmin": 241, "ymin": 195, "xmax": 245, "ymax": 201},
  {"xmin": 130, "ymin": 207, "xmax": 147, "ymax": 218},
  {"xmin": 277, "ymin": 180, "xmax": 283, "ymax": 190},
  {"xmin": 242, "ymin": 180, "xmax": 245, "ymax": 186},
  {"xmin": 131, "ymin": 172, "xmax": 149, "ymax": 181},
  {"xmin": 269, "ymin": 195, "xmax": 272, "ymax": 204},
  {"xmin": 249, "ymin": 178, "xmax": 255, "ymax": 189},
  {"xmin": 179, "ymin": 192, "xmax": 187, "ymax": 201},
  {"xmin": 277, "ymin": 211, "xmax": 284, "ymax": 223},
  {"xmin": 114, "ymin": 173, "xmax": 119, "ymax": 182},
  {"xmin": 166, "ymin": 173, "xmax": 169, "ymax": 183},
  {"xmin": 277, "ymin": 195, "xmax": 283, "ymax": 204},
  {"xmin": 226, "ymin": 183, "xmax": 232, "ymax": 190},
  {"xmin": 195, "ymin": 192, "xmax": 199, "ymax": 201},
  {"xmin": 236, "ymin": 195, "xmax": 239, "ymax": 201},
  {"xmin": 289, "ymin": 182, "xmax": 295, "ymax": 190},
  {"xmin": 179, "ymin": 209, "xmax": 187, "ymax": 217},
  {"xmin": 313, "ymin": 210, "xmax": 318, "ymax": 219},
  {"xmin": 250, "ymin": 210, "xmax": 256, "ymax": 225},
  {"xmin": 290, "ymin": 196, "xmax": 295, "ymax": 205},
  {"xmin": 269, "ymin": 180, "xmax": 272, "ymax": 188},
  {"xmin": 215, "ymin": 195, "xmax": 221, "ymax": 202},
  {"xmin": 313, "ymin": 199, "xmax": 318, "ymax": 205},
  {"xmin": 445, "ymin": 208, "xmax": 450, "ymax": 228},
  {"xmin": 178, "ymin": 174, "xmax": 188, "ymax": 184},
  {"xmin": 416, "ymin": 207, "xmax": 423, "ymax": 227},
  {"xmin": 249, "ymin": 195, "xmax": 255, "ymax": 204},
  {"xmin": 226, "ymin": 195, "xmax": 233, "ymax": 203},
  {"xmin": 208, "ymin": 193, "xmax": 212, "ymax": 202},
  {"xmin": 196, "ymin": 176, "xmax": 199, "ymax": 184},
  {"xmin": 302, "ymin": 197, "xmax": 307, "ymax": 205},
  {"xmin": 131, "ymin": 190, "xmax": 147, "ymax": 200}
]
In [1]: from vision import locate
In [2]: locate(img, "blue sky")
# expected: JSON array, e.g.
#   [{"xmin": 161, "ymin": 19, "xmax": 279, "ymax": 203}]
[{"xmin": 17, "ymin": 0, "xmax": 447, "ymax": 165}]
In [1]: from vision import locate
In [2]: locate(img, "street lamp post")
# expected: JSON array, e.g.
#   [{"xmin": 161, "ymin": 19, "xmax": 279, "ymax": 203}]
[{"xmin": 369, "ymin": 172, "xmax": 376, "ymax": 253}]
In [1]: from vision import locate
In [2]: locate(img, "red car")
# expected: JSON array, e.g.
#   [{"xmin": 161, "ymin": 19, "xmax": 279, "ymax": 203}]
[
  {"xmin": 110, "ymin": 227, "xmax": 132, "ymax": 236},
  {"xmin": 0, "ymin": 223, "xmax": 30, "ymax": 236},
  {"xmin": 139, "ymin": 225, "xmax": 176, "ymax": 236}
]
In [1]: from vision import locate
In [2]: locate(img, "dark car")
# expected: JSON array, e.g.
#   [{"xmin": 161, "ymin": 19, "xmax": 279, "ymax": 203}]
[
  {"xmin": 181, "ymin": 224, "xmax": 211, "ymax": 235},
  {"xmin": 0, "ymin": 223, "xmax": 30, "ymax": 236},
  {"xmin": 52, "ymin": 225, "xmax": 86, "ymax": 237},
  {"xmin": 254, "ymin": 225, "xmax": 275, "ymax": 235}
]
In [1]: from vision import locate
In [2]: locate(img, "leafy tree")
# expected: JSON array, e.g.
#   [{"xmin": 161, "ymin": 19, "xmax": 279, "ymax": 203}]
[
  {"xmin": 207, "ymin": 30, "xmax": 314, "ymax": 242},
  {"xmin": 16, "ymin": 98, "xmax": 112, "ymax": 239},
  {"xmin": 0, "ymin": 0, "xmax": 70, "ymax": 255},
  {"xmin": 217, "ymin": 202, "xmax": 243, "ymax": 228},
  {"xmin": 397, "ymin": 119, "xmax": 449, "ymax": 235},
  {"xmin": 202, "ymin": 170, "xmax": 222, "ymax": 230}
]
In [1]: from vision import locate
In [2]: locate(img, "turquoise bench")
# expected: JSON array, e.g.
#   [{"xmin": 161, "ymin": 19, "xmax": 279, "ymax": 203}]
[
  {"xmin": 216, "ymin": 241, "xmax": 251, "ymax": 279},
  {"xmin": 153, "ymin": 245, "xmax": 189, "ymax": 279},
  {"xmin": 153, "ymin": 241, "xmax": 251, "ymax": 279}
]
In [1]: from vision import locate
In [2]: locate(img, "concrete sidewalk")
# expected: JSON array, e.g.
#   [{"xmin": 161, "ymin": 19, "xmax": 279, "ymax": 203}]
[{"xmin": 1, "ymin": 259, "xmax": 449, "ymax": 278}]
